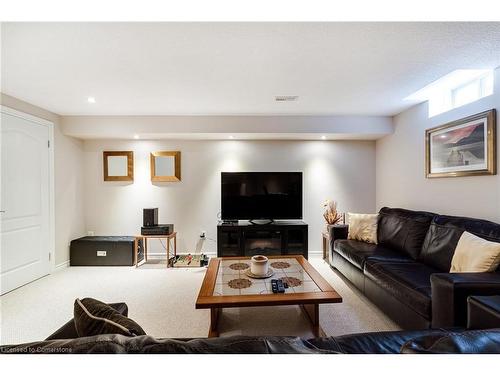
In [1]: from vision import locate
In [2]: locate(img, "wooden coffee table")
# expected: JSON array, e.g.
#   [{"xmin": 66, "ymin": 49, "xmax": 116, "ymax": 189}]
[{"xmin": 195, "ymin": 255, "xmax": 342, "ymax": 337}]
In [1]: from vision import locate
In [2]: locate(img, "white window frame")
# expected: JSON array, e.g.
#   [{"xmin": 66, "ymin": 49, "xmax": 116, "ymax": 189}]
[{"xmin": 429, "ymin": 71, "xmax": 494, "ymax": 117}]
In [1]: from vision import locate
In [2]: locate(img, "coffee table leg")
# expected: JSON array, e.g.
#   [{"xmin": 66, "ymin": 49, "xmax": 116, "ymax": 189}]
[
  {"xmin": 209, "ymin": 308, "xmax": 221, "ymax": 338},
  {"xmin": 301, "ymin": 304, "xmax": 325, "ymax": 338}
]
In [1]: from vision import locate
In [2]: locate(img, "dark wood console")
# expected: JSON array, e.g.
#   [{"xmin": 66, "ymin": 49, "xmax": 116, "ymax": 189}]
[{"xmin": 217, "ymin": 221, "xmax": 308, "ymax": 258}]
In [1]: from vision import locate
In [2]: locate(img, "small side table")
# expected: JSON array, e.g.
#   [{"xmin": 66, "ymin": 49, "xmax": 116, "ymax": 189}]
[
  {"xmin": 467, "ymin": 295, "xmax": 500, "ymax": 329},
  {"xmin": 322, "ymin": 231, "xmax": 330, "ymax": 260},
  {"xmin": 323, "ymin": 224, "xmax": 349, "ymax": 261},
  {"xmin": 134, "ymin": 232, "xmax": 177, "ymax": 267}
]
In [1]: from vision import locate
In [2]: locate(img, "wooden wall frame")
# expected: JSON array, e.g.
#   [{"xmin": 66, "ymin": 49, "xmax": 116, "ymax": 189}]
[
  {"xmin": 103, "ymin": 151, "xmax": 134, "ymax": 181},
  {"xmin": 150, "ymin": 151, "xmax": 181, "ymax": 182},
  {"xmin": 425, "ymin": 109, "xmax": 496, "ymax": 178}
]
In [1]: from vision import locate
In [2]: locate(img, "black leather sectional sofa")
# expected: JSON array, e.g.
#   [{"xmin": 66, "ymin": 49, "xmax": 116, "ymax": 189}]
[
  {"xmin": 329, "ymin": 207, "xmax": 500, "ymax": 330},
  {"xmin": 1, "ymin": 302, "xmax": 499, "ymax": 354}
]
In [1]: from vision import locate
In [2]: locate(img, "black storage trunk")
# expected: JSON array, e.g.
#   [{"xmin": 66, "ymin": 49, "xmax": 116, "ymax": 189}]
[{"xmin": 70, "ymin": 236, "xmax": 137, "ymax": 266}]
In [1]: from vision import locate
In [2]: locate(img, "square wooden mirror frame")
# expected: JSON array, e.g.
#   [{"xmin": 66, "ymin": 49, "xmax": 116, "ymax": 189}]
[
  {"xmin": 150, "ymin": 151, "xmax": 181, "ymax": 182},
  {"xmin": 103, "ymin": 151, "xmax": 134, "ymax": 181}
]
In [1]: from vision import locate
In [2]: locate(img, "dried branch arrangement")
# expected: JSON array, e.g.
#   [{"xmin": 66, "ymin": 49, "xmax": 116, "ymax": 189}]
[{"xmin": 323, "ymin": 199, "xmax": 343, "ymax": 225}]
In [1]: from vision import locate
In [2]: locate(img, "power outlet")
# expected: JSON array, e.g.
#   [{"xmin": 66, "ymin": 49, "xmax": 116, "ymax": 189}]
[{"xmin": 87, "ymin": 230, "xmax": 95, "ymax": 236}]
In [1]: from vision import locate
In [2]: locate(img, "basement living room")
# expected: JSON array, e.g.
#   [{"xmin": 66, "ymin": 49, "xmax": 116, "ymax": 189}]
[{"xmin": 1, "ymin": 4, "xmax": 500, "ymax": 370}]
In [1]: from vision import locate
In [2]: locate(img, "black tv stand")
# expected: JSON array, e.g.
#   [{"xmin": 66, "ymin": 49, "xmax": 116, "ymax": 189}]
[{"xmin": 217, "ymin": 221, "xmax": 308, "ymax": 258}]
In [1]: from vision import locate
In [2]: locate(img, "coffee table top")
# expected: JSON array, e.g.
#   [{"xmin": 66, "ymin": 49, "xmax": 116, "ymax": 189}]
[{"xmin": 196, "ymin": 255, "xmax": 342, "ymax": 309}]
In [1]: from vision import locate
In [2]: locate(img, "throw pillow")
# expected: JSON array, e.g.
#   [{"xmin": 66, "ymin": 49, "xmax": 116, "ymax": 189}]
[
  {"xmin": 450, "ymin": 231, "xmax": 500, "ymax": 273},
  {"xmin": 347, "ymin": 213, "xmax": 378, "ymax": 244},
  {"xmin": 74, "ymin": 298, "xmax": 146, "ymax": 337}
]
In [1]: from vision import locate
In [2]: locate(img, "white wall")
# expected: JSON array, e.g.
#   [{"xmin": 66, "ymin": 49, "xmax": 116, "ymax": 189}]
[
  {"xmin": 376, "ymin": 67, "xmax": 500, "ymax": 222},
  {"xmin": 83, "ymin": 139, "xmax": 376, "ymax": 255},
  {"xmin": 1, "ymin": 94, "xmax": 86, "ymax": 266}
]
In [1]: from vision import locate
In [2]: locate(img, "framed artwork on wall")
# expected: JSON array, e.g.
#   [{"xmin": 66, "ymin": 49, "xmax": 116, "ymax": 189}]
[
  {"xmin": 425, "ymin": 109, "xmax": 496, "ymax": 178},
  {"xmin": 150, "ymin": 151, "xmax": 181, "ymax": 182},
  {"xmin": 103, "ymin": 151, "xmax": 134, "ymax": 181}
]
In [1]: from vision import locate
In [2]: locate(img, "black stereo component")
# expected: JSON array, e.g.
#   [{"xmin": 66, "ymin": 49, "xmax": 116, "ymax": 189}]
[
  {"xmin": 143, "ymin": 208, "xmax": 158, "ymax": 227},
  {"xmin": 141, "ymin": 224, "xmax": 174, "ymax": 235}
]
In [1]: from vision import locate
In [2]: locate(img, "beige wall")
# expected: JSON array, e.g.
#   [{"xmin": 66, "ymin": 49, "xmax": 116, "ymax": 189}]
[
  {"xmin": 1, "ymin": 94, "xmax": 86, "ymax": 265},
  {"xmin": 376, "ymin": 67, "xmax": 500, "ymax": 222},
  {"xmin": 83, "ymin": 139, "xmax": 377, "ymax": 255}
]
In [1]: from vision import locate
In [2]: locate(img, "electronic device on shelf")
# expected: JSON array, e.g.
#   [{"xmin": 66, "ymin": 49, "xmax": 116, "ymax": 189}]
[
  {"xmin": 141, "ymin": 224, "xmax": 174, "ymax": 235},
  {"xmin": 143, "ymin": 208, "xmax": 158, "ymax": 227}
]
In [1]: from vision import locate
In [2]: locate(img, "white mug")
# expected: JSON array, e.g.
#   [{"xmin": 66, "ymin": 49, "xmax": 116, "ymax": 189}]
[{"xmin": 251, "ymin": 255, "xmax": 269, "ymax": 276}]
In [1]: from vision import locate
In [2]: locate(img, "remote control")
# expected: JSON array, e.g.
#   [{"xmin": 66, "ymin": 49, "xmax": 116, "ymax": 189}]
[{"xmin": 271, "ymin": 279, "xmax": 286, "ymax": 293}]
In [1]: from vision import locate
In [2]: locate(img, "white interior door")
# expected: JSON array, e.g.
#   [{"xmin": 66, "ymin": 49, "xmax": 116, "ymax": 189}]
[{"xmin": 1, "ymin": 108, "xmax": 52, "ymax": 295}]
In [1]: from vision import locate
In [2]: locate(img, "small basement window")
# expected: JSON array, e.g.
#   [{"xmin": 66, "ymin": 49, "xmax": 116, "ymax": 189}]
[
  {"xmin": 452, "ymin": 73, "xmax": 494, "ymax": 108},
  {"xmin": 406, "ymin": 69, "xmax": 495, "ymax": 117}
]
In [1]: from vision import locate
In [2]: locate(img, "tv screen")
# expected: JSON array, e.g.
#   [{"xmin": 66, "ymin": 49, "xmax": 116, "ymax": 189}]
[{"xmin": 221, "ymin": 172, "xmax": 303, "ymax": 220}]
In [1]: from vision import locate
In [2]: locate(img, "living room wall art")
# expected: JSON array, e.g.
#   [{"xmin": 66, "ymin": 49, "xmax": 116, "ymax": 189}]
[
  {"xmin": 103, "ymin": 151, "xmax": 134, "ymax": 181},
  {"xmin": 150, "ymin": 151, "xmax": 181, "ymax": 182},
  {"xmin": 425, "ymin": 109, "xmax": 497, "ymax": 178}
]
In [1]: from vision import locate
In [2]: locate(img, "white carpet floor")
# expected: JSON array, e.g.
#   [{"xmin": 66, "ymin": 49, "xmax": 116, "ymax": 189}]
[{"xmin": 0, "ymin": 256, "xmax": 399, "ymax": 345}]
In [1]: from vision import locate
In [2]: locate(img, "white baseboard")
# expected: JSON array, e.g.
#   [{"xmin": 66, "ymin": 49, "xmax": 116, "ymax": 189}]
[
  {"xmin": 54, "ymin": 260, "xmax": 69, "ymax": 272},
  {"xmin": 148, "ymin": 252, "xmax": 320, "ymax": 258},
  {"xmin": 147, "ymin": 252, "xmax": 217, "ymax": 259},
  {"xmin": 146, "ymin": 253, "xmax": 169, "ymax": 259},
  {"xmin": 309, "ymin": 250, "xmax": 323, "ymax": 255}
]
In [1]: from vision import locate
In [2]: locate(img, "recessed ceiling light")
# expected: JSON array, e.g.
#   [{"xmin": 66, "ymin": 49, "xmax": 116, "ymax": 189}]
[
  {"xmin": 87, "ymin": 96, "xmax": 96, "ymax": 104},
  {"xmin": 133, "ymin": 134, "xmax": 139, "ymax": 139},
  {"xmin": 321, "ymin": 136, "xmax": 326, "ymax": 140}
]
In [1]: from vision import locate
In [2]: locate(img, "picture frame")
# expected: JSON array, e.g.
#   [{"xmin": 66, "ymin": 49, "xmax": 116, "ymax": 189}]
[
  {"xmin": 150, "ymin": 151, "xmax": 181, "ymax": 182},
  {"xmin": 425, "ymin": 109, "xmax": 496, "ymax": 178},
  {"xmin": 103, "ymin": 151, "xmax": 134, "ymax": 181}
]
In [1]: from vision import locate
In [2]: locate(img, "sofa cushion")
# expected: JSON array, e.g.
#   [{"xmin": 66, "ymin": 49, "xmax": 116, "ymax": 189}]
[
  {"xmin": 46, "ymin": 302, "xmax": 129, "ymax": 341},
  {"xmin": 347, "ymin": 213, "xmax": 378, "ymax": 244},
  {"xmin": 450, "ymin": 231, "xmax": 500, "ymax": 272},
  {"xmin": 74, "ymin": 298, "xmax": 146, "ymax": 337},
  {"xmin": 364, "ymin": 260, "xmax": 438, "ymax": 319},
  {"xmin": 420, "ymin": 215, "xmax": 500, "ymax": 272},
  {"xmin": 334, "ymin": 239, "xmax": 413, "ymax": 270},
  {"xmin": 377, "ymin": 207, "xmax": 436, "ymax": 260}
]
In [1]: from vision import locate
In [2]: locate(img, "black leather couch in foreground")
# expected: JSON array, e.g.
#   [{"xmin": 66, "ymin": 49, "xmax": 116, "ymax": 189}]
[
  {"xmin": 1, "ymin": 303, "xmax": 499, "ymax": 354},
  {"xmin": 329, "ymin": 207, "xmax": 500, "ymax": 330}
]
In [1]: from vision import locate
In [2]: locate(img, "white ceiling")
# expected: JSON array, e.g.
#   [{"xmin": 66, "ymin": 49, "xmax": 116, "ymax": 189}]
[{"xmin": 2, "ymin": 22, "xmax": 500, "ymax": 116}]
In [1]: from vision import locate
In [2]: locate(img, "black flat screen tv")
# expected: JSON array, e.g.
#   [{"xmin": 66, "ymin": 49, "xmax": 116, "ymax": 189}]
[{"xmin": 221, "ymin": 172, "xmax": 303, "ymax": 220}]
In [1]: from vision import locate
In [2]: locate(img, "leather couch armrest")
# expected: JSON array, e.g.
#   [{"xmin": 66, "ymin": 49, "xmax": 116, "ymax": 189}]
[
  {"xmin": 329, "ymin": 224, "xmax": 349, "ymax": 243},
  {"xmin": 328, "ymin": 224, "xmax": 349, "ymax": 262},
  {"xmin": 431, "ymin": 273, "xmax": 500, "ymax": 329},
  {"xmin": 45, "ymin": 302, "xmax": 129, "ymax": 340}
]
